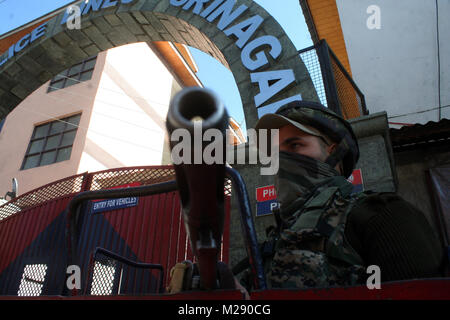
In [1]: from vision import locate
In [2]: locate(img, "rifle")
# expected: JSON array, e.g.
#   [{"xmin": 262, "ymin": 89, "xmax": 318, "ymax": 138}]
[
  {"xmin": 166, "ymin": 87, "xmax": 266, "ymax": 291},
  {"xmin": 166, "ymin": 87, "xmax": 228, "ymax": 290}
]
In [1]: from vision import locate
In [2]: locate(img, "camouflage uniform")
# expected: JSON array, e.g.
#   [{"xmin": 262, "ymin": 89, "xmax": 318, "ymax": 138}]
[
  {"xmin": 251, "ymin": 101, "xmax": 444, "ymax": 290},
  {"xmin": 255, "ymin": 102, "xmax": 366, "ymax": 289},
  {"xmin": 267, "ymin": 172, "xmax": 367, "ymax": 288}
]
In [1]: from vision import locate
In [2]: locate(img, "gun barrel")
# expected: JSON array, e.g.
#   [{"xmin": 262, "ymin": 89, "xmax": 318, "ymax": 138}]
[{"xmin": 166, "ymin": 87, "xmax": 229, "ymax": 290}]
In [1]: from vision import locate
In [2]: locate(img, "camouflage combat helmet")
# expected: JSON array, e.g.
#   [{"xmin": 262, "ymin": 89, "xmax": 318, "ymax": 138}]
[{"xmin": 256, "ymin": 100, "xmax": 359, "ymax": 178}]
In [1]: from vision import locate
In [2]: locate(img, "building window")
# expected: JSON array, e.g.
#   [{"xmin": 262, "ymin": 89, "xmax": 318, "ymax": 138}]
[
  {"xmin": 17, "ymin": 264, "xmax": 48, "ymax": 296},
  {"xmin": 21, "ymin": 114, "xmax": 81, "ymax": 170},
  {"xmin": 48, "ymin": 56, "xmax": 97, "ymax": 92}
]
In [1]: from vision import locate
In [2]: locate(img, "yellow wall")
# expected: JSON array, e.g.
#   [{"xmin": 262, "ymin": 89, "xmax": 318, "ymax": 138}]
[
  {"xmin": 307, "ymin": 0, "xmax": 352, "ymax": 76},
  {"xmin": 305, "ymin": 0, "xmax": 364, "ymax": 118}
]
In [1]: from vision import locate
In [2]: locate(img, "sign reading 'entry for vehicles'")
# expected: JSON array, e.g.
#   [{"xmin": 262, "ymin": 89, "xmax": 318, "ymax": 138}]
[
  {"xmin": 256, "ymin": 185, "xmax": 279, "ymax": 217},
  {"xmin": 91, "ymin": 182, "xmax": 140, "ymax": 214}
]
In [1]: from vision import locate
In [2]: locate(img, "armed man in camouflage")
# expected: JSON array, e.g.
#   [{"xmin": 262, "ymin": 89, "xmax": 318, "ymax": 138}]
[{"xmin": 249, "ymin": 100, "xmax": 445, "ymax": 289}]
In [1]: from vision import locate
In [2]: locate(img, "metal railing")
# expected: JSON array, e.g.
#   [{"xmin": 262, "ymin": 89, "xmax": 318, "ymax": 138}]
[
  {"xmin": 299, "ymin": 39, "xmax": 368, "ymax": 119},
  {"xmin": 85, "ymin": 247, "xmax": 165, "ymax": 295}
]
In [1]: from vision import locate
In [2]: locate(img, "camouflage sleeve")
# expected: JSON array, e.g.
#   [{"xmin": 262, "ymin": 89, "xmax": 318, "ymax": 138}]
[{"xmin": 345, "ymin": 193, "xmax": 445, "ymax": 282}]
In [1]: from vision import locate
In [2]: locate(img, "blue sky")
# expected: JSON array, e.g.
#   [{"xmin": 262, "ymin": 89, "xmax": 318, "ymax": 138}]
[{"xmin": 0, "ymin": 0, "xmax": 313, "ymax": 132}]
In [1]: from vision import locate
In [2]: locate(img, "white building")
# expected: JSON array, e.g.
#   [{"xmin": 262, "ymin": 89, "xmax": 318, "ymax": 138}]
[{"xmin": 300, "ymin": 0, "xmax": 449, "ymax": 127}]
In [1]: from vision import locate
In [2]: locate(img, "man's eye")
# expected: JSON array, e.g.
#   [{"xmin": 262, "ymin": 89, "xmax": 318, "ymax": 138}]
[{"xmin": 290, "ymin": 142, "xmax": 303, "ymax": 150}]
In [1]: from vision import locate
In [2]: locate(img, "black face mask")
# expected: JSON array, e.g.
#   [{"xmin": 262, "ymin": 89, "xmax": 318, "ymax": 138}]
[{"xmin": 275, "ymin": 151, "xmax": 340, "ymax": 220}]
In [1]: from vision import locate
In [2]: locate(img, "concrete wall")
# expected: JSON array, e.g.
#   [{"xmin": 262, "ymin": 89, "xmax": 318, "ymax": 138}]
[
  {"xmin": 349, "ymin": 111, "xmax": 397, "ymax": 193},
  {"xmin": 438, "ymin": 0, "xmax": 450, "ymax": 120},
  {"xmin": 336, "ymin": 0, "xmax": 449, "ymax": 126},
  {"xmin": 394, "ymin": 147, "xmax": 450, "ymax": 239},
  {"xmin": 228, "ymin": 146, "xmax": 277, "ymax": 268}
]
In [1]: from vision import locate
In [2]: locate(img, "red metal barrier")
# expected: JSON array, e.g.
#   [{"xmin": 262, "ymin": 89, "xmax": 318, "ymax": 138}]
[
  {"xmin": 1, "ymin": 278, "xmax": 450, "ymax": 300},
  {"xmin": 0, "ymin": 166, "xmax": 231, "ymax": 296},
  {"xmin": 0, "ymin": 173, "xmax": 87, "ymax": 295},
  {"xmin": 0, "ymin": 196, "xmax": 72, "ymax": 275},
  {"xmin": 250, "ymin": 278, "xmax": 450, "ymax": 300},
  {"xmin": 81, "ymin": 192, "xmax": 231, "ymax": 293},
  {"xmin": 1, "ymin": 166, "xmax": 447, "ymax": 300}
]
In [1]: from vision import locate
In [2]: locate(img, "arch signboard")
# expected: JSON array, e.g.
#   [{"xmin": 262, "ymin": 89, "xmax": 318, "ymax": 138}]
[{"xmin": 0, "ymin": 0, "xmax": 318, "ymax": 128}]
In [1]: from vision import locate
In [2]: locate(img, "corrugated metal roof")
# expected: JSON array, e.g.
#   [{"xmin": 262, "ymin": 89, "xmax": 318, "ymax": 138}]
[{"xmin": 389, "ymin": 119, "xmax": 450, "ymax": 152}]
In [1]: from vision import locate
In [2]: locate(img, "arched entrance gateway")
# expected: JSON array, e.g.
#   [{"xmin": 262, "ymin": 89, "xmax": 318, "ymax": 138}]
[
  {"xmin": 0, "ymin": 0, "xmax": 318, "ymax": 128},
  {"xmin": 1, "ymin": 0, "xmax": 450, "ymax": 301}
]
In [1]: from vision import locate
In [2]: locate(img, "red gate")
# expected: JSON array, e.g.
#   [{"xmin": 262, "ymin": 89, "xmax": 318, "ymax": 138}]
[{"xmin": 0, "ymin": 166, "xmax": 231, "ymax": 296}]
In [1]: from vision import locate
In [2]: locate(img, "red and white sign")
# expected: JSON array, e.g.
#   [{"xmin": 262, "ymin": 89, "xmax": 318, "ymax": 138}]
[
  {"xmin": 256, "ymin": 185, "xmax": 277, "ymax": 202},
  {"xmin": 348, "ymin": 169, "xmax": 364, "ymax": 193},
  {"xmin": 256, "ymin": 185, "xmax": 278, "ymax": 217}
]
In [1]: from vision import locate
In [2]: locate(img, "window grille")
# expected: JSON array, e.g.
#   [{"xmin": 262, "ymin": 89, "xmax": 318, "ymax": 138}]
[
  {"xmin": 48, "ymin": 56, "xmax": 97, "ymax": 92},
  {"xmin": 21, "ymin": 113, "xmax": 81, "ymax": 170}
]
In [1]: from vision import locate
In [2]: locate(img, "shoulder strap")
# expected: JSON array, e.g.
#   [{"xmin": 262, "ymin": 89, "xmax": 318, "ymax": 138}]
[
  {"xmin": 289, "ymin": 176, "xmax": 354, "ymax": 232},
  {"xmin": 291, "ymin": 186, "xmax": 339, "ymax": 231},
  {"xmin": 325, "ymin": 193, "xmax": 366, "ymax": 266}
]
